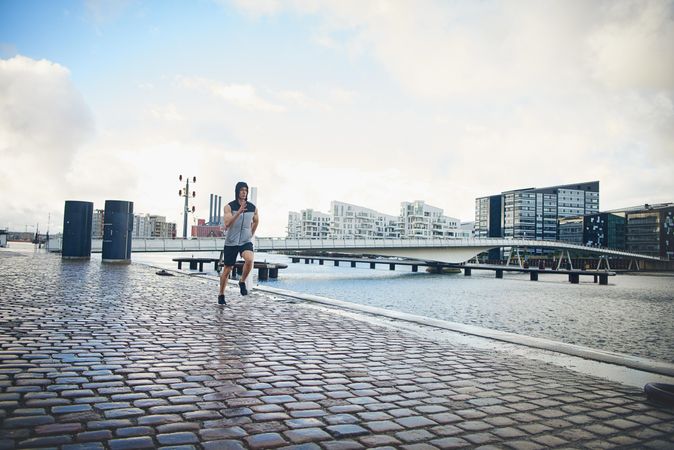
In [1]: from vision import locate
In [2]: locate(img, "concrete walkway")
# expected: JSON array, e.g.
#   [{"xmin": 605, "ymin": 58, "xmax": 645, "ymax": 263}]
[{"xmin": 0, "ymin": 250, "xmax": 673, "ymax": 449}]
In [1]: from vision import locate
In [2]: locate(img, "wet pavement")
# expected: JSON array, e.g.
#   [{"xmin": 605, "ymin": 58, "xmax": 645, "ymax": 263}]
[{"xmin": 1, "ymin": 250, "xmax": 673, "ymax": 449}]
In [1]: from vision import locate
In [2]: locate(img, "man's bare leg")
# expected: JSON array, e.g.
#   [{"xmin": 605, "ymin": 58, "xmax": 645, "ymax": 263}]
[
  {"xmin": 239, "ymin": 250, "xmax": 254, "ymax": 295},
  {"xmin": 218, "ymin": 266, "xmax": 232, "ymax": 304}
]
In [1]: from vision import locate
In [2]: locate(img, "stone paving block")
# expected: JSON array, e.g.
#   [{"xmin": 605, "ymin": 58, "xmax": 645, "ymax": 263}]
[
  {"xmin": 395, "ymin": 415, "xmax": 438, "ymax": 428},
  {"xmin": 104, "ymin": 407, "xmax": 145, "ymax": 419},
  {"xmin": 285, "ymin": 418, "xmax": 325, "ymax": 429},
  {"xmin": 283, "ymin": 427, "xmax": 332, "ymax": 443},
  {"xmin": 289, "ymin": 409, "xmax": 327, "ymax": 418},
  {"xmin": 87, "ymin": 419, "xmax": 134, "ymax": 430},
  {"xmin": 245, "ymin": 432, "xmax": 287, "ymax": 448},
  {"xmin": 198, "ymin": 427, "xmax": 247, "ymax": 441},
  {"xmin": 157, "ymin": 423, "xmax": 201, "ymax": 434},
  {"xmin": 326, "ymin": 424, "xmax": 369, "ymax": 438},
  {"xmin": 156, "ymin": 432, "xmax": 199, "ymax": 445},
  {"xmin": 17, "ymin": 434, "xmax": 73, "ymax": 447},
  {"xmin": 76, "ymin": 430, "xmax": 113, "ymax": 442},
  {"xmin": 52, "ymin": 404, "xmax": 93, "ymax": 414},
  {"xmin": 63, "ymin": 443, "xmax": 106, "ymax": 450},
  {"xmin": 202, "ymin": 439, "xmax": 246, "ymax": 450},
  {"xmin": 108, "ymin": 436, "xmax": 156, "ymax": 449},
  {"xmin": 116, "ymin": 427, "xmax": 156, "ymax": 438},
  {"xmin": 35, "ymin": 422, "xmax": 83, "ymax": 435},
  {"xmin": 1, "ymin": 414, "xmax": 55, "ymax": 428},
  {"xmin": 321, "ymin": 440, "xmax": 365, "ymax": 449},
  {"xmin": 429, "ymin": 436, "xmax": 470, "ymax": 449},
  {"xmin": 12, "ymin": 407, "xmax": 46, "ymax": 416},
  {"xmin": 430, "ymin": 424, "xmax": 462, "ymax": 437},
  {"xmin": 395, "ymin": 429, "xmax": 437, "ymax": 443}
]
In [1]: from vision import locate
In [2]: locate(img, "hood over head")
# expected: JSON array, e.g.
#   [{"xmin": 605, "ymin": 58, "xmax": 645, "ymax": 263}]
[{"xmin": 235, "ymin": 181, "xmax": 249, "ymax": 201}]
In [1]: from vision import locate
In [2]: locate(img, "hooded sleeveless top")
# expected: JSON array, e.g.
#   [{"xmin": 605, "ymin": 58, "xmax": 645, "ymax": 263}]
[{"xmin": 225, "ymin": 200, "xmax": 256, "ymax": 246}]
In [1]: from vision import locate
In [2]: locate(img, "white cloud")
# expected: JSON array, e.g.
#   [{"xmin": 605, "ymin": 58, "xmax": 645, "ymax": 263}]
[
  {"xmin": 177, "ymin": 76, "xmax": 286, "ymax": 112},
  {"xmin": 147, "ymin": 103, "xmax": 184, "ymax": 122},
  {"xmin": 0, "ymin": 56, "xmax": 96, "ymax": 230},
  {"xmin": 588, "ymin": 0, "xmax": 674, "ymax": 90},
  {"xmin": 275, "ymin": 90, "xmax": 329, "ymax": 111}
]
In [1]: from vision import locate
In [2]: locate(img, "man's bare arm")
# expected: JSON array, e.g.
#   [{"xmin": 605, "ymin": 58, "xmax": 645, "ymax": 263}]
[{"xmin": 252, "ymin": 209, "xmax": 259, "ymax": 236}]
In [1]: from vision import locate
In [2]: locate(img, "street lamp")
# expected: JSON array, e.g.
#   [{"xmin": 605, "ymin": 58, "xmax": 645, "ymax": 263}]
[{"xmin": 178, "ymin": 175, "xmax": 196, "ymax": 239}]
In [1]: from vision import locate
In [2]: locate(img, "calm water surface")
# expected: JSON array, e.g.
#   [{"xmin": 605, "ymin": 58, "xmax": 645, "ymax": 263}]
[{"xmin": 133, "ymin": 251, "xmax": 674, "ymax": 364}]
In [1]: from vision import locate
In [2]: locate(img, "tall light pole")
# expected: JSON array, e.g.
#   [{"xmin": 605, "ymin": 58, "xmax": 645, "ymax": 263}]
[{"xmin": 178, "ymin": 175, "xmax": 196, "ymax": 239}]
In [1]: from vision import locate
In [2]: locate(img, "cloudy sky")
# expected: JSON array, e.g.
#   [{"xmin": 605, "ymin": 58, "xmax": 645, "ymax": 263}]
[{"xmin": 1, "ymin": 0, "xmax": 673, "ymax": 236}]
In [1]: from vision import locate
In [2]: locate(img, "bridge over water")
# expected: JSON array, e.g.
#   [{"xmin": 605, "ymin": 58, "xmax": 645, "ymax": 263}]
[{"xmin": 48, "ymin": 237, "xmax": 661, "ymax": 264}]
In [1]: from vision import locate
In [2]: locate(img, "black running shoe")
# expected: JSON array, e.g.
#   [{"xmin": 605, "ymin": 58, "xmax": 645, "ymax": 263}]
[
  {"xmin": 218, "ymin": 294, "xmax": 226, "ymax": 305},
  {"xmin": 238, "ymin": 282, "xmax": 248, "ymax": 296}
]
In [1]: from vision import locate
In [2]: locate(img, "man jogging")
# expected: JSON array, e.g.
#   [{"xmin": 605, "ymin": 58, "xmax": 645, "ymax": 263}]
[{"xmin": 218, "ymin": 181, "xmax": 259, "ymax": 305}]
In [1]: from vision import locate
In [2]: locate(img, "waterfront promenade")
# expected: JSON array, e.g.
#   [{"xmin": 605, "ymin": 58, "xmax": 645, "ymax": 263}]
[{"xmin": 1, "ymin": 250, "xmax": 673, "ymax": 449}]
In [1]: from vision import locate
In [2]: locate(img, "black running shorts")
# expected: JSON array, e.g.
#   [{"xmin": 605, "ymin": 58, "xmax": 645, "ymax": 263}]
[{"xmin": 222, "ymin": 242, "xmax": 254, "ymax": 266}]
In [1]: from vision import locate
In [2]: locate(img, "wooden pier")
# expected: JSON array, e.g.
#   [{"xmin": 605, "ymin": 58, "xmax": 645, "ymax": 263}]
[
  {"xmin": 290, "ymin": 255, "xmax": 615, "ymax": 285},
  {"xmin": 172, "ymin": 257, "xmax": 287, "ymax": 280}
]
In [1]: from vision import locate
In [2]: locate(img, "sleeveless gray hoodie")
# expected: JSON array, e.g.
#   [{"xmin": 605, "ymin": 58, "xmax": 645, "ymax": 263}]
[{"xmin": 225, "ymin": 199, "xmax": 256, "ymax": 246}]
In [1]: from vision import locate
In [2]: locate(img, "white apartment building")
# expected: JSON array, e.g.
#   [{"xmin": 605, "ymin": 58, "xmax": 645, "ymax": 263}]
[
  {"xmin": 287, "ymin": 200, "xmax": 465, "ymax": 239},
  {"xmin": 287, "ymin": 210, "xmax": 332, "ymax": 239},
  {"xmin": 400, "ymin": 200, "xmax": 466, "ymax": 239},
  {"xmin": 330, "ymin": 201, "xmax": 399, "ymax": 239},
  {"xmin": 302, "ymin": 209, "xmax": 332, "ymax": 239},
  {"xmin": 92, "ymin": 209, "xmax": 105, "ymax": 238},
  {"xmin": 133, "ymin": 214, "xmax": 150, "ymax": 238},
  {"xmin": 92, "ymin": 210, "xmax": 175, "ymax": 239},
  {"xmin": 287, "ymin": 212, "xmax": 301, "ymax": 239},
  {"xmin": 133, "ymin": 214, "xmax": 176, "ymax": 238}
]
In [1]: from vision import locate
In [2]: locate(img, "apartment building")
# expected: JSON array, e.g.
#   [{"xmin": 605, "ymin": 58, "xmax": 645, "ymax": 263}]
[
  {"xmin": 287, "ymin": 200, "xmax": 465, "ymax": 239},
  {"xmin": 92, "ymin": 209, "xmax": 105, "ymax": 238},
  {"xmin": 400, "ymin": 201, "xmax": 463, "ymax": 238}
]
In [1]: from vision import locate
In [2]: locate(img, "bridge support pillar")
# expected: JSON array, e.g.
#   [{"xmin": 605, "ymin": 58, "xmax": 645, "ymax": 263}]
[
  {"xmin": 351, "ymin": 261, "xmax": 356, "ymax": 268},
  {"xmin": 412, "ymin": 265, "xmax": 418, "ymax": 272},
  {"xmin": 370, "ymin": 262, "xmax": 376, "ymax": 269},
  {"xmin": 269, "ymin": 267, "xmax": 279, "ymax": 279},
  {"xmin": 305, "ymin": 258, "xmax": 310, "ymax": 264},
  {"xmin": 495, "ymin": 269, "xmax": 503, "ymax": 279},
  {"xmin": 593, "ymin": 275, "xmax": 598, "ymax": 283},
  {"xmin": 258, "ymin": 267, "xmax": 269, "ymax": 281},
  {"xmin": 464, "ymin": 268, "xmax": 471, "ymax": 276},
  {"xmin": 530, "ymin": 271, "xmax": 538, "ymax": 281},
  {"xmin": 291, "ymin": 257, "xmax": 300, "ymax": 263},
  {"xmin": 334, "ymin": 260, "xmax": 339, "ymax": 267},
  {"xmin": 389, "ymin": 263, "xmax": 395, "ymax": 271},
  {"xmin": 189, "ymin": 260, "xmax": 198, "ymax": 270},
  {"xmin": 599, "ymin": 274, "xmax": 608, "ymax": 285},
  {"xmin": 569, "ymin": 273, "xmax": 579, "ymax": 284},
  {"xmin": 319, "ymin": 259, "xmax": 324, "ymax": 265}
]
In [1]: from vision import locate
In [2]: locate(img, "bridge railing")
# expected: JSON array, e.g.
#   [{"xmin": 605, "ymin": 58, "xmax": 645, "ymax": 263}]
[{"xmin": 45, "ymin": 236, "xmax": 662, "ymax": 261}]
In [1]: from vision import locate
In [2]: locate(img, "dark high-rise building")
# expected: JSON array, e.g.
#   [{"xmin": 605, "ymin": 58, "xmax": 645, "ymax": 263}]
[
  {"xmin": 475, "ymin": 181, "xmax": 600, "ymax": 242},
  {"xmin": 474, "ymin": 195, "xmax": 502, "ymax": 259},
  {"xmin": 583, "ymin": 213, "xmax": 626, "ymax": 249},
  {"xmin": 624, "ymin": 204, "xmax": 674, "ymax": 259}
]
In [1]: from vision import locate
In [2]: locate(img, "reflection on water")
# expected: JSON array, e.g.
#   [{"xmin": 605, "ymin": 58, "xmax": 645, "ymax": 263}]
[{"xmin": 133, "ymin": 251, "xmax": 674, "ymax": 364}]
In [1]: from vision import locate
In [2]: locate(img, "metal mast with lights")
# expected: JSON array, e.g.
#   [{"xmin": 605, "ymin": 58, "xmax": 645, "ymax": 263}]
[{"xmin": 178, "ymin": 175, "xmax": 196, "ymax": 239}]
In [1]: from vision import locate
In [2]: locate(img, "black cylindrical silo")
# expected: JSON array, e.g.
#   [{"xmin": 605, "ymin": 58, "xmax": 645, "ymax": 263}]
[
  {"xmin": 102, "ymin": 200, "xmax": 134, "ymax": 264},
  {"xmin": 62, "ymin": 200, "xmax": 94, "ymax": 259}
]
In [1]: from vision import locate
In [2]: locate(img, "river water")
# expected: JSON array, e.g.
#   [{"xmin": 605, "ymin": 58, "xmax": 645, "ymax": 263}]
[{"xmin": 130, "ymin": 250, "xmax": 674, "ymax": 365}]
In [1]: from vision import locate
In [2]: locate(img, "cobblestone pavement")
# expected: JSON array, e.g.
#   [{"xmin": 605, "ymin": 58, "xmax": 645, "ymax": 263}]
[{"xmin": 1, "ymin": 251, "xmax": 673, "ymax": 449}]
